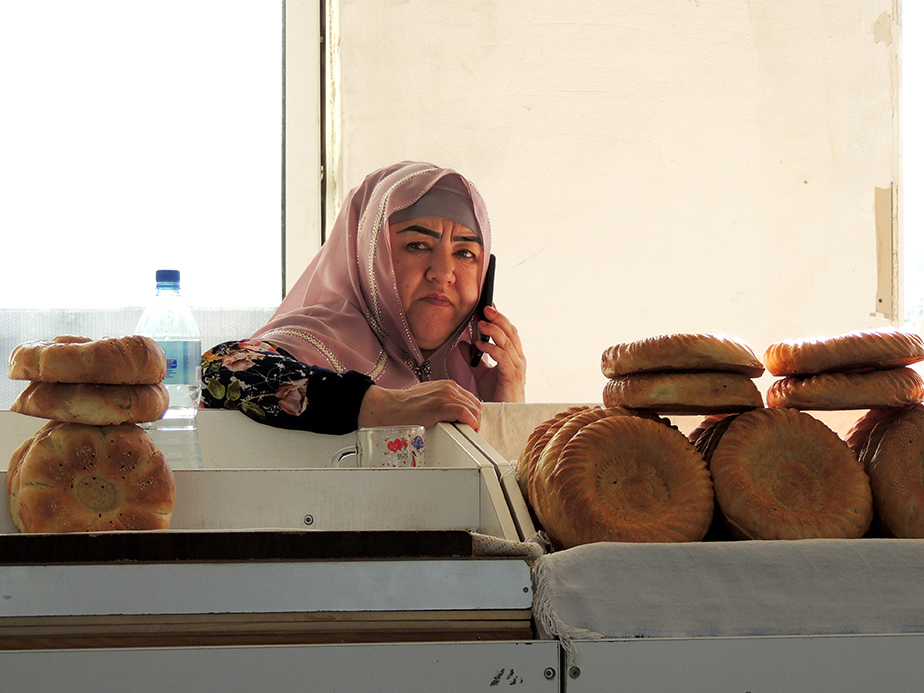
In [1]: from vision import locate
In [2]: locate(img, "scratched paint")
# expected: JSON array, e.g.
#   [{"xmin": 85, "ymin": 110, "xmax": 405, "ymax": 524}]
[{"xmin": 489, "ymin": 667, "xmax": 525, "ymax": 686}]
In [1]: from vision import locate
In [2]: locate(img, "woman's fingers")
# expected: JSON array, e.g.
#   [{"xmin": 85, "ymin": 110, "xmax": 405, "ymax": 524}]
[
  {"xmin": 422, "ymin": 380, "xmax": 482, "ymax": 429},
  {"xmin": 440, "ymin": 394, "xmax": 481, "ymax": 430},
  {"xmin": 358, "ymin": 381, "xmax": 483, "ymax": 430},
  {"xmin": 478, "ymin": 307, "xmax": 524, "ymax": 357},
  {"xmin": 475, "ymin": 305, "xmax": 527, "ymax": 402}
]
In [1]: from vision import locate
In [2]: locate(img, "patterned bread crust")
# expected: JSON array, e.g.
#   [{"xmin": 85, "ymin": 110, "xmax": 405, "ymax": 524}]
[
  {"xmin": 602, "ymin": 333, "xmax": 764, "ymax": 378},
  {"xmin": 516, "ymin": 406, "xmax": 590, "ymax": 503},
  {"xmin": 762, "ymin": 329, "xmax": 924, "ymax": 377},
  {"xmin": 11, "ymin": 381, "xmax": 169, "ymax": 425},
  {"xmin": 850, "ymin": 405, "xmax": 918, "ymax": 468},
  {"xmin": 859, "ymin": 404, "xmax": 924, "ymax": 538},
  {"xmin": 529, "ymin": 407, "xmax": 629, "ymax": 527},
  {"xmin": 766, "ymin": 368, "xmax": 924, "ymax": 411},
  {"xmin": 542, "ymin": 416, "xmax": 714, "ymax": 548},
  {"xmin": 709, "ymin": 408, "xmax": 873, "ymax": 540},
  {"xmin": 603, "ymin": 372, "xmax": 763, "ymax": 414},
  {"xmin": 844, "ymin": 407, "xmax": 902, "ymax": 458},
  {"xmin": 516, "ymin": 405, "xmax": 590, "ymax": 502},
  {"xmin": 5, "ymin": 432, "xmax": 36, "ymax": 533},
  {"xmin": 8, "ymin": 335, "xmax": 167, "ymax": 385},
  {"xmin": 11, "ymin": 421, "xmax": 176, "ymax": 533}
]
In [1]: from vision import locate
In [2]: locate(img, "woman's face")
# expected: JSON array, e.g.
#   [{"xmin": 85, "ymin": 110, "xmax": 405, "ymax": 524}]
[{"xmin": 389, "ymin": 216, "xmax": 483, "ymax": 358}]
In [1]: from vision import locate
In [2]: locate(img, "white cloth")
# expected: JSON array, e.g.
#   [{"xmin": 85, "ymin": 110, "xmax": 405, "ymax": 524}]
[
  {"xmin": 533, "ymin": 539, "xmax": 924, "ymax": 658},
  {"xmin": 471, "ymin": 531, "xmax": 547, "ymax": 562}
]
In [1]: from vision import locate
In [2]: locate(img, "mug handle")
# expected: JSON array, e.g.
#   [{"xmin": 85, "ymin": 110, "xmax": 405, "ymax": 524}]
[{"xmin": 331, "ymin": 446, "xmax": 358, "ymax": 468}]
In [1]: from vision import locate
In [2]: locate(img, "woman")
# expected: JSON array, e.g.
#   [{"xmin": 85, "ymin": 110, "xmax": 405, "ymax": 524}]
[{"xmin": 201, "ymin": 161, "xmax": 526, "ymax": 434}]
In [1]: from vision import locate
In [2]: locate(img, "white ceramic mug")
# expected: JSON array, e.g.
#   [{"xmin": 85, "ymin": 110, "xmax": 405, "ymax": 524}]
[{"xmin": 332, "ymin": 425, "xmax": 426, "ymax": 468}]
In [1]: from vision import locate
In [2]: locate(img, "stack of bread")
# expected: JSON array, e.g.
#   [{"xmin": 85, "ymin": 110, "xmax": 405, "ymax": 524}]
[
  {"xmin": 601, "ymin": 333, "xmax": 765, "ymax": 414},
  {"xmin": 516, "ymin": 331, "xmax": 924, "ymax": 547},
  {"xmin": 687, "ymin": 329, "xmax": 924, "ymax": 540},
  {"xmin": 763, "ymin": 329, "xmax": 924, "ymax": 412},
  {"xmin": 760, "ymin": 328, "xmax": 924, "ymax": 538},
  {"xmin": 6, "ymin": 335, "xmax": 177, "ymax": 533},
  {"xmin": 517, "ymin": 333, "xmax": 769, "ymax": 549}
]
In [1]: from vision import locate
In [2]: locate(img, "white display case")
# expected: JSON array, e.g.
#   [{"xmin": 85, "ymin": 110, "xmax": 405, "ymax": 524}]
[{"xmin": 0, "ymin": 410, "xmax": 560, "ymax": 691}]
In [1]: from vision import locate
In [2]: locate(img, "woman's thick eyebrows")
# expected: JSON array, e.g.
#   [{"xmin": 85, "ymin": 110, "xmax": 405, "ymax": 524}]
[
  {"xmin": 396, "ymin": 224, "xmax": 440, "ymax": 239},
  {"xmin": 453, "ymin": 232, "xmax": 482, "ymax": 245},
  {"xmin": 396, "ymin": 224, "xmax": 482, "ymax": 245}
]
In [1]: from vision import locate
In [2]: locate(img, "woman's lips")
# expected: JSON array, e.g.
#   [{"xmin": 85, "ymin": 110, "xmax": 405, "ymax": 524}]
[{"xmin": 420, "ymin": 294, "xmax": 453, "ymax": 308}]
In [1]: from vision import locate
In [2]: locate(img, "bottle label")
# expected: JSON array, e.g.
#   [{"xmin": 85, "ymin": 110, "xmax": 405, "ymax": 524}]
[{"xmin": 159, "ymin": 340, "xmax": 202, "ymax": 386}]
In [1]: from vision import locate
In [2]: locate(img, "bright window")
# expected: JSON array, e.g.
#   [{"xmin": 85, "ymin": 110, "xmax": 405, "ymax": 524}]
[{"xmin": 0, "ymin": 1, "xmax": 284, "ymax": 409}]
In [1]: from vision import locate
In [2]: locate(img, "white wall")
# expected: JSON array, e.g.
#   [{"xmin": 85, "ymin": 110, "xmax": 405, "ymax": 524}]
[{"xmin": 333, "ymin": 0, "xmax": 898, "ymax": 403}]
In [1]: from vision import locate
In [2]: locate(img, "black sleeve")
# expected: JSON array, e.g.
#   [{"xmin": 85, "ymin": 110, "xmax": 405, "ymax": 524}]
[{"xmin": 200, "ymin": 340, "xmax": 374, "ymax": 435}]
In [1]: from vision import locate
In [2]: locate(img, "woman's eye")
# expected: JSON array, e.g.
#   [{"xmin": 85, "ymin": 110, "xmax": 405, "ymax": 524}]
[
  {"xmin": 456, "ymin": 248, "xmax": 477, "ymax": 260},
  {"xmin": 406, "ymin": 241, "xmax": 430, "ymax": 251}
]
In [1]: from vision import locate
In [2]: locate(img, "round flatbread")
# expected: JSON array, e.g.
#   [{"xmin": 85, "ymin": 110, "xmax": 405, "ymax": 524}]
[
  {"xmin": 6, "ymin": 436, "xmax": 32, "ymax": 533},
  {"xmin": 845, "ymin": 406, "xmax": 912, "ymax": 459},
  {"xmin": 515, "ymin": 406, "xmax": 590, "ymax": 503},
  {"xmin": 602, "ymin": 333, "xmax": 764, "ymax": 378},
  {"xmin": 529, "ymin": 407, "xmax": 629, "ymax": 528},
  {"xmin": 11, "ymin": 381, "xmax": 169, "ymax": 425},
  {"xmin": 766, "ymin": 368, "xmax": 924, "ymax": 411},
  {"xmin": 8, "ymin": 335, "xmax": 167, "ymax": 385},
  {"xmin": 541, "ymin": 415, "xmax": 714, "ymax": 548},
  {"xmin": 709, "ymin": 408, "xmax": 872, "ymax": 540},
  {"xmin": 858, "ymin": 404, "xmax": 924, "ymax": 538},
  {"xmin": 10, "ymin": 421, "xmax": 176, "ymax": 533},
  {"xmin": 603, "ymin": 372, "xmax": 763, "ymax": 414},
  {"xmin": 762, "ymin": 329, "xmax": 924, "ymax": 377}
]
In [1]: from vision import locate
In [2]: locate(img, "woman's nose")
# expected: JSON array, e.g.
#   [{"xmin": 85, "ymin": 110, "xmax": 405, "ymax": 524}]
[{"xmin": 426, "ymin": 249, "xmax": 455, "ymax": 284}]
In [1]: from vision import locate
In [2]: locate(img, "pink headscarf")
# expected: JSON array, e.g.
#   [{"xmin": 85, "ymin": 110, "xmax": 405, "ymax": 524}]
[{"xmin": 252, "ymin": 161, "xmax": 493, "ymax": 397}]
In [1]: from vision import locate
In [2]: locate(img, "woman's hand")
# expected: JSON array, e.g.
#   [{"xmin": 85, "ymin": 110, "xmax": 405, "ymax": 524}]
[
  {"xmin": 358, "ymin": 380, "xmax": 483, "ymax": 431},
  {"xmin": 474, "ymin": 305, "xmax": 527, "ymax": 402}
]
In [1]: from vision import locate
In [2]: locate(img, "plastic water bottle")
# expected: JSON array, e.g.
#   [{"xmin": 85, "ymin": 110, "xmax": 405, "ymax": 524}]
[{"xmin": 135, "ymin": 269, "xmax": 204, "ymax": 469}]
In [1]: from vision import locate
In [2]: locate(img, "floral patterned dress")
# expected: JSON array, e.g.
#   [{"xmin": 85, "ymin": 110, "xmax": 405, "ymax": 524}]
[{"xmin": 200, "ymin": 340, "xmax": 374, "ymax": 435}]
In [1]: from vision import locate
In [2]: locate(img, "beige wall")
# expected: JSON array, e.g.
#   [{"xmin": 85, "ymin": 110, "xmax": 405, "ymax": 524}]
[{"xmin": 329, "ymin": 0, "xmax": 899, "ymax": 403}]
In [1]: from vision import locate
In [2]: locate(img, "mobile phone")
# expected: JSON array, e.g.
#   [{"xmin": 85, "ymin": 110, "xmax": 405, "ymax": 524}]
[{"xmin": 470, "ymin": 254, "xmax": 496, "ymax": 367}]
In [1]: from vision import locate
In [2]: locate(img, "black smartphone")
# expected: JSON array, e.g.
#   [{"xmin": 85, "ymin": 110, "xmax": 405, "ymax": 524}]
[{"xmin": 470, "ymin": 254, "xmax": 496, "ymax": 367}]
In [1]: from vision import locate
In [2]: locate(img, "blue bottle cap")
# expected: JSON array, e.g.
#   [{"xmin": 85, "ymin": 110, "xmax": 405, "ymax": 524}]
[{"xmin": 156, "ymin": 269, "xmax": 181, "ymax": 284}]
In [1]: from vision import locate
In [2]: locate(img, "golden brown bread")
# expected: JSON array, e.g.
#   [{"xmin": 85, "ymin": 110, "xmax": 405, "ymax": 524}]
[
  {"xmin": 516, "ymin": 406, "xmax": 590, "ymax": 502},
  {"xmin": 541, "ymin": 416, "xmax": 714, "ymax": 548},
  {"xmin": 602, "ymin": 333, "xmax": 764, "ymax": 378},
  {"xmin": 9, "ymin": 421, "xmax": 176, "ymax": 533},
  {"xmin": 857, "ymin": 404, "xmax": 924, "ymax": 537},
  {"xmin": 11, "ymin": 381, "xmax": 169, "ymax": 425},
  {"xmin": 708, "ymin": 408, "xmax": 873, "ymax": 540},
  {"xmin": 762, "ymin": 329, "xmax": 924, "ymax": 377},
  {"xmin": 766, "ymin": 368, "xmax": 924, "ymax": 411},
  {"xmin": 603, "ymin": 372, "xmax": 763, "ymax": 414},
  {"xmin": 8, "ymin": 335, "xmax": 166, "ymax": 385},
  {"xmin": 6, "ymin": 437, "xmax": 31, "ymax": 533},
  {"xmin": 845, "ymin": 407, "xmax": 909, "ymax": 458},
  {"xmin": 528, "ymin": 407, "xmax": 629, "ymax": 527}
]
